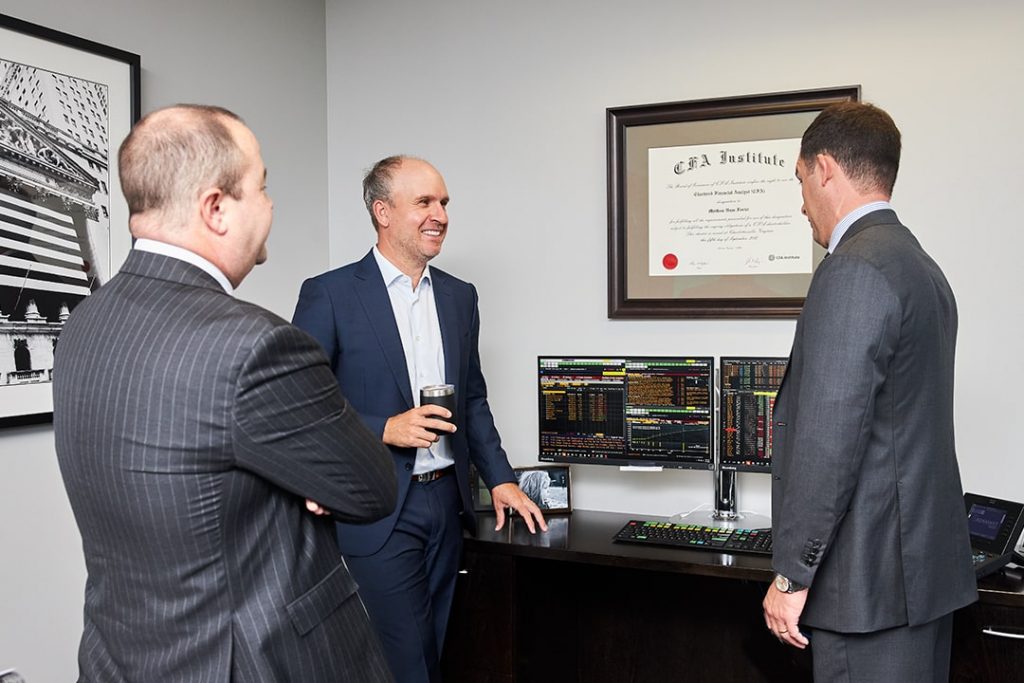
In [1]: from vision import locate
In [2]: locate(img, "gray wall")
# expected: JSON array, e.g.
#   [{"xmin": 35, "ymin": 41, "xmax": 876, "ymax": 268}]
[
  {"xmin": 325, "ymin": 0, "xmax": 1024, "ymax": 516},
  {"xmin": 0, "ymin": 1, "xmax": 328, "ymax": 679}
]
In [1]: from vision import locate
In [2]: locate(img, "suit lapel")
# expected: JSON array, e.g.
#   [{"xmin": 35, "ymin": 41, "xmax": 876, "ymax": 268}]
[
  {"xmin": 353, "ymin": 252, "xmax": 415, "ymax": 409},
  {"xmin": 432, "ymin": 270, "xmax": 461, "ymax": 386}
]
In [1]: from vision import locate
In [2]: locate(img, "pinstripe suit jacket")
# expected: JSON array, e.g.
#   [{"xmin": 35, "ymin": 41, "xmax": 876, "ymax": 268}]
[{"xmin": 53, "ymin": 249, "xmax": 398, "ymax": 682}]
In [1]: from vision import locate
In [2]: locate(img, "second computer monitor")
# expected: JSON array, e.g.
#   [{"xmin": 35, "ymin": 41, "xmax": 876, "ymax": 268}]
[{"xmin": 719, "ymin": 356, "xmax": 788, "ymax": 473}]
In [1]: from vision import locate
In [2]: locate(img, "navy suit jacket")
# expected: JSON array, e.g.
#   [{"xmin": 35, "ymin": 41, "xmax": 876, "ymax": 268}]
[{"xmin": 293, "ymin": 250, "xmax": 516, "ymax": 556}]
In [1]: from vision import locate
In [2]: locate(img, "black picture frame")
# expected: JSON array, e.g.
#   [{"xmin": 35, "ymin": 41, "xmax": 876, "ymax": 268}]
[
  {"xmin": 0, "ymin": 14, "xmax": 140, "ymax": 428},
  {"xmin": 607, "ymin": 86, "xmax": 860, "ymax": 319},
  {"xmin": 471, "ymin": 464, "xmax": 573, "ymax": 515}
]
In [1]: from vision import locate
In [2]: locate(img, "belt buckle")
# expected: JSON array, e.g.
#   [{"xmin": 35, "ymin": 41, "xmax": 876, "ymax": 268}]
[{"xmin": 413, "ymin": 468, "xmax": 447, "ymax": 483}]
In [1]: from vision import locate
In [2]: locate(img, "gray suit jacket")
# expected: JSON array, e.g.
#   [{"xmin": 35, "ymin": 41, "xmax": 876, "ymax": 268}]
[
  {"xmin": 53, "ymin": 250, "xmax": 397, "ymax": 682},
  {"xmin": 771, "ymin": 209, "xmax": 977, "ymax": 632}
]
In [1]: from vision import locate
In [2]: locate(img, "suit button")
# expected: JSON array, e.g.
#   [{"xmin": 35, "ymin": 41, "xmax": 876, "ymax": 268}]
[{"xmin": 405, "ymin": 463, "xmax": 413, "ymax": 471}]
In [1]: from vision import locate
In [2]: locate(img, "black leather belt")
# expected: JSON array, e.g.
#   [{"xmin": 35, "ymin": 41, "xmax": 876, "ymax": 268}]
[{"xmin": 412, "ymin": 467, "xmax": 452, "ymax": 483}]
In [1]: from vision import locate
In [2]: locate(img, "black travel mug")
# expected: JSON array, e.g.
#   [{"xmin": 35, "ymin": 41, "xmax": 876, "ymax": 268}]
[{"xmin": 420, "ymin": 384, "xmax": 456, "ymax": 436}]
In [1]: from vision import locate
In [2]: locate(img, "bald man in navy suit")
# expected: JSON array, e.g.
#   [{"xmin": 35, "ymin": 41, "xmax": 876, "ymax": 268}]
[{"xmin": 294, "ymin": 155, "xmax": 546, "ymax": 682}]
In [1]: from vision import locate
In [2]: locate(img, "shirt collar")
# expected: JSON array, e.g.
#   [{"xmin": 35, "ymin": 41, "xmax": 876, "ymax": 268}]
[
  {"xmin": 133, "ymin": 238, "xmax": 234, "ymax": 295},
  {"xmin": 828, "ymin": 201, "xmax": 892, "ymax": 253},
  {"xmin": 372, "ymin": 245, "xmax": 430, "ymax": 290}
]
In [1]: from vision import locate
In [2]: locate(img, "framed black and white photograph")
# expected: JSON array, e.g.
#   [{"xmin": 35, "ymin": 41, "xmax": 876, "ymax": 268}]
[
  {"xmin": 470, "ymin": 464, "xmax": 573, "ymax": 514},
  {"xmin": 607, "ymin": 86, "xmax": 859, "ymax": 319},
  {"xmin": 515, "ymin": 465, "xmax": 571, "ymax": 514},
  {"xmin": 0, "ymin": 14, "xmax": 140, "ymax": 427}
]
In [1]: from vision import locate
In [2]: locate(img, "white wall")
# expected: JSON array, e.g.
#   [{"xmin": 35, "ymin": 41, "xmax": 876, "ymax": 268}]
[
  {"xmin": 325, "ymin": 0, "xmax": 1024, "ymax": 518},
  {"xmin": 0, "ymin": 1, "xmax": 329, "ymax": 680}
]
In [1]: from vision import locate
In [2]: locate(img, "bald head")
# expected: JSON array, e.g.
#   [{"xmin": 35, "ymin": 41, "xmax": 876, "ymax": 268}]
[
  {"xmin": 363, "ymin": 155, "xmax": 436, "ymax": 230},
  {"xmin": 117, "ymin": 105, "xmax": 275, "ymax": 288},
  {"xmin": 118, "ymin": 104, "xmax": 248, "ymax": 229}
]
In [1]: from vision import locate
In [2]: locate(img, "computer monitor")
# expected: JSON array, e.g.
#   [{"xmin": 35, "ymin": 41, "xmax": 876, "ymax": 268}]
[
  {"xmin": 718, "ymin": 356, "xmax": 788, "ymax": 473},
  {"xmin": 538, "ymin": 356, "xmax": 713, "ymax": 470}
]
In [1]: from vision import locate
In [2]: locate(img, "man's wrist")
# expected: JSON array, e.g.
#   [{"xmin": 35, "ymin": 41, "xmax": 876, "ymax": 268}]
[{"xmin": 774, "ymin": 573, "xmax": 807, "ymax": 594}]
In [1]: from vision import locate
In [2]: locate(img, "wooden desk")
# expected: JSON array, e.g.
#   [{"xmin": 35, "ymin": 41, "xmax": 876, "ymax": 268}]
[{"xmin": 441, "ymin": 510, "xmax": 1024, "ymax": 683}]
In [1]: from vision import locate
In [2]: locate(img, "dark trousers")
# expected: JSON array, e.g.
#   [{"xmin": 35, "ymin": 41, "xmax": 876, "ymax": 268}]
[
  {"xmin": 811, "ymin": 611, "xmax": 954, "ymax": 682},
  {"xmin": 345, "ymin": 472, "xmax": 463, "ymax": 683}
]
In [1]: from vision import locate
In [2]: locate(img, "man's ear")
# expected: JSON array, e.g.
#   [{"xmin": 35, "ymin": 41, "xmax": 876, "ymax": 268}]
[
  {"xmin": 815, "ymin": 153, "xmax": 836, "ymax": 187},
  {"xmin": 373, "ymin": 199, "xmax": 390, "ymax": 229},
  {"xmin": 199, "ymin": 188, "xmax": 228, "ymax": 236}
]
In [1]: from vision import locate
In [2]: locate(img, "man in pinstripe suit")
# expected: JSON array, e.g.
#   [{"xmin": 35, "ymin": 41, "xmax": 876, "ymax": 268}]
[{"xmin": 53, "ymin": 105, "xmax": 397, "ymax": 681}]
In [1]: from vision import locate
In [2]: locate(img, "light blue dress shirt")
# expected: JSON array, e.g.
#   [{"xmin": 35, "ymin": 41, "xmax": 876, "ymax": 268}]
[
  {"xmin": 828, "ymin": 201, "xmax": 892, "ymax": 254},
  {"xmin": 372, "ymin": 247, "xmax": 454, "ymax": 475}
]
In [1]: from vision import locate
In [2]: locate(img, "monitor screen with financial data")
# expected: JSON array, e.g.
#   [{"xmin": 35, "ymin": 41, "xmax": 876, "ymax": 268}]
[
  {"xmin": 537, "ymin": 356, "xmax": 714, "ymax": 470},
  {"xmin": 718, "ymin": 356, "xmax": 788, "ymax": 473}
]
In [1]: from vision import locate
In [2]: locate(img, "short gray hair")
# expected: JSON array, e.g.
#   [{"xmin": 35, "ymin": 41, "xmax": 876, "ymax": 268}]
[
  {"xmin": 118, "ymin": 104, "xmax": 247, "ymax": 225},
  {"xmin": 362, "ymin": 155, "xmax": 419, "ymax": 229}
]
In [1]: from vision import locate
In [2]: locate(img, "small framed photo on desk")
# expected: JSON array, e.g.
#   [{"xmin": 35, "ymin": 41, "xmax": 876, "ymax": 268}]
[{"xmin": 471, "ymin": 464, "xmax": 573, "ymax": 514}]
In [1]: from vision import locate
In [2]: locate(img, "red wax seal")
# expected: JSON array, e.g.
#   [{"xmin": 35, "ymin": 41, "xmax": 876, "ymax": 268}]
[{"xmin": 662, "ymin": 253, "xmax": 679, "ymax": 270}]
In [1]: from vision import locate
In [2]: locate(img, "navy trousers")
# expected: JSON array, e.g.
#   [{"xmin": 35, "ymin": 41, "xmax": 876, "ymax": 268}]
[{"xmin": 344, "ymin": 472, "xmax": 463, "ymax": 683}]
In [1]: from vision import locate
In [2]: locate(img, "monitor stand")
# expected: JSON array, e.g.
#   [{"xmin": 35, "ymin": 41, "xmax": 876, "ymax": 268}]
[
  {"xmin": 714, "ymin": 468, "xmax": 741, "ymax": 520},
  {"xmin": 667, "ymin": 469, "xmax": 772, "ymax": 530},
  {"xmin": 695, "ymin": 468, "xmax": 773, "ymax": 530}
]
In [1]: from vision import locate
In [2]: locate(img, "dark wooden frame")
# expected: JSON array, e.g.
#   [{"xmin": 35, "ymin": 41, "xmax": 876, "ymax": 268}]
[
  {"xmin": 0, "ymin": 14, "xmax": 140, "ymax": 428},
  {"xmin": 607, "ymin": 86, "xmax": 859, "ymax": 319}
]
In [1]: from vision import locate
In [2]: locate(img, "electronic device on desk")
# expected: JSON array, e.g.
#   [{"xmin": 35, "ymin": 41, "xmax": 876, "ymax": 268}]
[
  {"xmin": 537, "ymin": 356, "xmax": 714, "ymax": 470},
  {"xmin": 965, "ymin": 492, "xmax": 1024, "ymax": 579},
  {"xmin": 714, "ymin": 356, "xmax": 788, "ymax": 520},
  {"xmin": 613, "ymin": 519, "xmax": 772, "ymax": 556}
]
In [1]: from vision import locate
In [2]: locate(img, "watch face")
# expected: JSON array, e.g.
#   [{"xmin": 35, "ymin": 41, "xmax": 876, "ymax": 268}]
[{"xmin": 775, "ymin": 574, "xmax": 790, "ymax": 592}]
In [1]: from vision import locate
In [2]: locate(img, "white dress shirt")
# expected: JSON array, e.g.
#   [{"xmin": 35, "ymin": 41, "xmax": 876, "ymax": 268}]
[
  {"xmin": 133, "ymin": 238, "xmax": 234, "ymax": 295},
  {"xmin": 373, "ymin": 247, "xmax": 454, "ymax": 475}
]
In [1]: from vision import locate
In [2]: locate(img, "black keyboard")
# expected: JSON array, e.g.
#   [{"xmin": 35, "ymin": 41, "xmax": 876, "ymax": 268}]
[{"xmin": 613, "ymin": 520, "xmax": 773, "ymax": 556}]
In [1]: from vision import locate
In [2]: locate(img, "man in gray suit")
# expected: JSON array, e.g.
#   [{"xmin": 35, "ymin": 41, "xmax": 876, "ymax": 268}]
[
  {"xmin": 762, "ymin": 102, "xmax": 977, "ymax": 681},
  {"xmin": 53, "ymin": 105, "xmax": 397, "ymax": 681}
]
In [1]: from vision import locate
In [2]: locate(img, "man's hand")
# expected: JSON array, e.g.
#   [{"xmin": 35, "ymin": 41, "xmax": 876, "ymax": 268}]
[
  {"xmin": 305, "ymin": 499, "xmax": 330, "ymax": 516},
  {"xmin": 762, "ymin": 582, "xmax": 810, "ymax": 649},
  {"xmin": 491, "ymin": 482, "xmax": 548, "ymax": 534},
  {"xmin": 383, "ymin": 405, "xmax": 456, "ymax": 448}
]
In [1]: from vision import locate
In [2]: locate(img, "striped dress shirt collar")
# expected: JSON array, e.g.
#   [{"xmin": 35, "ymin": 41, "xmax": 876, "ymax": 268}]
[{"xmin": 828, "ymin": 201, "xmax": 892, "ymax": 254}]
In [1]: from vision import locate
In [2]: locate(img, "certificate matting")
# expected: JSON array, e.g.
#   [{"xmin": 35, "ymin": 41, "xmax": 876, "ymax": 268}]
[{"xmin": 608, "ymin": 87, "xmax": 860, "ymax": 318}]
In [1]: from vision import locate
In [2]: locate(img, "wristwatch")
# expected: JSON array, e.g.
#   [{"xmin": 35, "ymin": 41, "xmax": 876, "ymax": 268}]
[{"xmin": 774, "ymin": 574, "xmax": 807, "ymax": 594}]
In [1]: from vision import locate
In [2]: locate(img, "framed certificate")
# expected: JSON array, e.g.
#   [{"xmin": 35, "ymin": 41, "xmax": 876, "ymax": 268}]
[{"xmin": 607, "ymin": 86, "xmax": 859, "ymax": 318}]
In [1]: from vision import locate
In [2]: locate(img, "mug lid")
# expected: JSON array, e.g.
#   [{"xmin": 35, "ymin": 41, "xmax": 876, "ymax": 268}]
[{"xmin": 421, "ymin": 384, "xmax": 455, "ymax": 397}]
